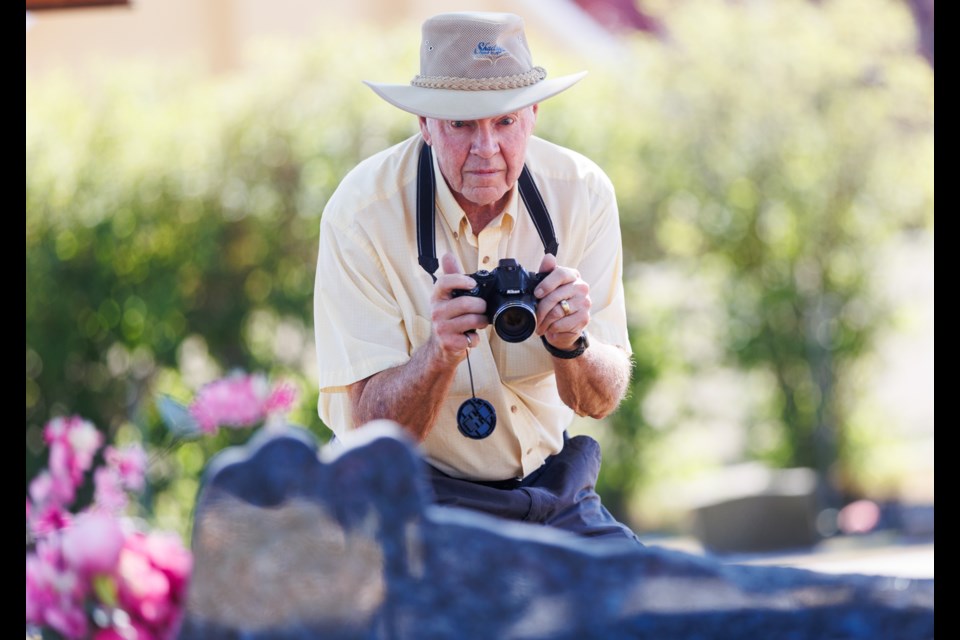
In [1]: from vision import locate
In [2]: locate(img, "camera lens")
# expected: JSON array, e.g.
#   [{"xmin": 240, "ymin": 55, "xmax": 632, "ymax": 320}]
[{"xmin": 493, "ymin": 302, "xmax": 537, "ymax": 343}]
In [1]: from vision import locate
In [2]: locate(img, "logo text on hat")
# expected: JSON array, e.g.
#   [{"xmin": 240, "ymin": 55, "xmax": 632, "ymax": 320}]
[{"xmin": 473, "ymin": 41, "xmax": 511, "ymax": 63}]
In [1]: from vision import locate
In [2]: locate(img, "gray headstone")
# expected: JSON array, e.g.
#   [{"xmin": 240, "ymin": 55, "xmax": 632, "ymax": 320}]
[
  {"xmin": 691, "ymin": 466, "xmax": 821, "ymax": 553},
  {"xmin": 179, "ymin": 421, "xmax": 934, "ymax": 640}
]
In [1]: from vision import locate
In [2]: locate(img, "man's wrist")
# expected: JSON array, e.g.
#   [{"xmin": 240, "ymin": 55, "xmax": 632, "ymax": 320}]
[{"xmin": 541, "ymin": 331, "xmax": 589, "ymax": 359}]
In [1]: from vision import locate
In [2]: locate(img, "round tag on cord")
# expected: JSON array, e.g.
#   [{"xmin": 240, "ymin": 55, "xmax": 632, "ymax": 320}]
[{"xmin": 457, "ymin": 397, "xmax": 496, "ymax": 439}]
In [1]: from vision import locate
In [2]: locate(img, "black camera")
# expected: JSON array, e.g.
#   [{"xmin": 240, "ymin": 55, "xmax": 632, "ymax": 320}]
[{"xmin": 452, "ymin": 258, "xmax": 547, "ymax": 343}]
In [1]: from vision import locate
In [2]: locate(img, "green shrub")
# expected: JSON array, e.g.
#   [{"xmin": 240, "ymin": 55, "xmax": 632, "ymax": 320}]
[{"xmin": 26, "ymin": 1, "xmax": 933, "ymax": 535}]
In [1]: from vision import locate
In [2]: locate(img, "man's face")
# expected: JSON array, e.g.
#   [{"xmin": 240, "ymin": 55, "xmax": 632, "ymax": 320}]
[{"xmin": 419, "ymin": 105, "xmax": 538, "ymax": 212}]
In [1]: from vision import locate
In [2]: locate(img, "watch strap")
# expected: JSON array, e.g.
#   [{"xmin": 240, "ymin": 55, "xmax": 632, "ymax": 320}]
[{"xmin": 541, "ymin": 332, "xmax": 589, "ymax": 359}]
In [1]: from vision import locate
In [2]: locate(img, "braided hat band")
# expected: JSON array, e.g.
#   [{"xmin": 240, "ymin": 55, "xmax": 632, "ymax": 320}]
[{"xmin": 411, "ymin": 66, "xmax": 547, "ymax": 91}]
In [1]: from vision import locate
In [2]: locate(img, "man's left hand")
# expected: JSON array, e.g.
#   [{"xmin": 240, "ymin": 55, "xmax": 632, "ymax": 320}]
[{"xmin": 533, "ymin": 253, "xmax": 590, "ymax": 351}]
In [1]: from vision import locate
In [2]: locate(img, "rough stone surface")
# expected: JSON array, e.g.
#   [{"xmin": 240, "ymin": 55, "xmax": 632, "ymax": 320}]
[{"xmin": 179, "ymin": 421, "xmax": 934, "ymax": 640}]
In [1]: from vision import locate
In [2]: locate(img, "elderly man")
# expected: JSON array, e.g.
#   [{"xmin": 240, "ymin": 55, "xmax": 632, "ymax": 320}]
[{"xmin": 314, "ymin": 11, "xmax": 640, "ymax": 545}]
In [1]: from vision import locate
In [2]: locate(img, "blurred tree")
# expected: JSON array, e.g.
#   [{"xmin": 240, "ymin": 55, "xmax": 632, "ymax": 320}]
[
  {"xmin": 537, "ymin": 0, "xmax": 933, "ymax": 523},
  {"xmin": 25, "ymin": 30, "xmax": 418, "ymax": 523}
]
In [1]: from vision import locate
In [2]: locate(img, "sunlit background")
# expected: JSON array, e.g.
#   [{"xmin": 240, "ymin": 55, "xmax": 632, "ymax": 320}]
[{"xmin": 26, "ymin": 0, "xmax": 933, "ymax": 567}]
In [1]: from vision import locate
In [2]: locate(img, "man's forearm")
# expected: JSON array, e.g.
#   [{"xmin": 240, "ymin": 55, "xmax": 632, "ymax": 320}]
[
  {"xmin": 349, "ymin": 337, "xmax": 462, "ymax": 441},
  {"xmin": 552, "ymin": 341, "xmax": 632, "ymax": 419}
]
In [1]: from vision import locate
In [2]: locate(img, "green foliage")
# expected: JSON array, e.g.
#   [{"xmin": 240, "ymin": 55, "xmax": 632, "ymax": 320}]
[
  {"xmin": 541, "ymin": 0, "xmax": 933, "ymax": 524},
  {"xmin": 26, "ymin": 2, "xmax": 932, "ymax": 534},
  {"xmin": 25, "ymin": 28, "xmax": 419, "ymax": 528}
]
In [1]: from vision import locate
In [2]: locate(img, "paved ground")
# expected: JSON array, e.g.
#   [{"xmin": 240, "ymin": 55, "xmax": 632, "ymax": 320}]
[
  {"xmin": 734, "ymin": 542, "xmax": 933, "ymax": 579},
  {"xmin": 644, "ymin": 532, "xmax": 934, "ymax": 579}
]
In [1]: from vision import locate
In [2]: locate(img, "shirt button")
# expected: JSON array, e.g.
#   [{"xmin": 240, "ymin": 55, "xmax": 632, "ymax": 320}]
[
  {"xmin": 453, "ymin": 231, "xmax": 459, "ymax": 239},
  {"xmin": 525, "ymin": 447, "xmax": 533, "ymax": 455},
  {"xmin": 510, "ymin": 405, "xmax": 518, "ymax": 413},
  {"xmin": 482, "ymin": 256, "xmax": 490, "ymax": 264}
]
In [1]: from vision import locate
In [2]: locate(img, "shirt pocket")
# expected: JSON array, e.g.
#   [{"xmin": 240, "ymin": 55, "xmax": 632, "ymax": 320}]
[{"xmin": 493, "ymin": 337, "xmax": 554, "ymax": 385}]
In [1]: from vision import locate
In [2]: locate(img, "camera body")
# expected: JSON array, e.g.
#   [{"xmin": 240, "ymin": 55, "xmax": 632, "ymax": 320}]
[{"xmin": 452, "ymin": 258, "xmax": 547, "ymax": 343}]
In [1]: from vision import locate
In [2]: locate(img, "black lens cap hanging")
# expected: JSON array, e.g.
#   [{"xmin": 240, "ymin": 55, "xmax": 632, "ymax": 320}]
[
  {"xmin": 457, "ymin": 397, "xmax": 497, "ymax": 439},
  {"xmin": 456, "ymin": 332, "xmax": 496, "ymax": 439}
]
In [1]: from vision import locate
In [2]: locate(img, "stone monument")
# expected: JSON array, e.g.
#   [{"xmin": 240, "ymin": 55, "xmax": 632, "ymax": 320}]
[{"xmin": 179, "ymin": 421, "xmax": 934, "ymax": 640}]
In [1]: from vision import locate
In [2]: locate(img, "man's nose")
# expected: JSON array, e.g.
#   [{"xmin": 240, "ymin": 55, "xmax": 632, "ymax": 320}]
[{"xmin": 470, "ymin": 125, "xmax": 499, "ymax": 157}]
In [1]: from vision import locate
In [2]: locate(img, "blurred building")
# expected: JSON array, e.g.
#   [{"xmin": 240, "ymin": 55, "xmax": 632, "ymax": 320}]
[
  {"xmin": 25, "ymin": 0, "xmax": 662, "ymax": 81},
  {"xmin": 25, "ymin": 0, "xmax": 931, "ymax": 81}
]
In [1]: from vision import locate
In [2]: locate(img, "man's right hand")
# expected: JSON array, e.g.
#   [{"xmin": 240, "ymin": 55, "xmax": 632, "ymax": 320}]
[
  {"xmin": 430, "ymin": 252, "xmax": 489, "ymax": 359},
  {"xmin": 348, "ymin": 252, "xmax": 489, "ymax": 440}
]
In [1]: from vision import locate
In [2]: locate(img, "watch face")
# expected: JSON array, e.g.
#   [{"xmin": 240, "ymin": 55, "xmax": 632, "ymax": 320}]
[{"xmin": 457, "ymin": 397, "xmax": 497, "ymax": 439}]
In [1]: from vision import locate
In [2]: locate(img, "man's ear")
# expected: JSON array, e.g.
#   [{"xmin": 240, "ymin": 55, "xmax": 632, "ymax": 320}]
[{"xmin": 418, "ymin": 117, "xmax": 431, "ymax": 144}]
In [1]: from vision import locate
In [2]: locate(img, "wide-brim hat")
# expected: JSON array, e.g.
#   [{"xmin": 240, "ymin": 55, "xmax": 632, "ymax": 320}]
[{"xmin": 364, "ymin": 12, "xmax": 587, "ymax": 120}]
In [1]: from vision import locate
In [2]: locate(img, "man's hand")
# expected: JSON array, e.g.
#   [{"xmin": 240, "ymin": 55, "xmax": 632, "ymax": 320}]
[
  {"xmin": 531, "ymin": 253, "xmax": 631, "ymax": 419},
  {"xmin": 533, "ymin": 253, "xmax": 591, "ymax": 350},
  {"xmin": 431, "ymin": 252, "xmax": 490, "ymax": 359},
  {"xmin": 349, "ymin": 252, "xmax": 490, "ymax": 441}
]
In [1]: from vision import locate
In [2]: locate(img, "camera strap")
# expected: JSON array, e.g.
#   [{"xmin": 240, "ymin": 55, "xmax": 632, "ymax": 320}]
[{"xmin": 416, "ymin": 142, "xmax": 559, "ymax": 282}]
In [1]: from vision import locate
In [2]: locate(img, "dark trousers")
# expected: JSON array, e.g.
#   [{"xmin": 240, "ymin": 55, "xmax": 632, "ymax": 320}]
[{"xmin": 427, "ymin": 434, "xmax": 643, "ymax": 547}]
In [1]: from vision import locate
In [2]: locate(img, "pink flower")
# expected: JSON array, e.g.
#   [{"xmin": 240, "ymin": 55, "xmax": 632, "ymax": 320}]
[
  {"xmin": 45, "ymin": 416, "xmax": 103, "ymax": 488},
  {"xmin": 92, "ymin": 622, "xmax": 155, "ymax": 640},
  {"xmin": 28, "ymin": 518, "xmax": 190, "ymax": 640},
  {"xmin": 264, "ymin": 381, "xmax": 298, "ymax": 416},
  {"xmin": 93, "ymin": 629, "xmax": 132, "ymax": 640},
  {"xmin": 28, "ymin": 471, "xmax": 54, "ymax": 505},
  {"xmin": 105, "ymin": 444, "xmax": 148, "ymax": 493},
  {"xmin": 27, "ymin": 537, "xmax": 62, "ymax": 623},
  {"xmin": 28, "ymin": 501, "xmax": 73, "ymax": 537},
  {"xmin": 66, "ymin": 417, "xmax": 103, "ymax": 462},
  {"xmin": 27, "ymin": 410, "xmax": 194, "ymax": 640},
  {"xmin": 30, "ymin": 466, "xmax": 79, "ymax": 510},
  {"xmin": 26, "ymin": 534, "xmax": 90, "ymax": 639},
  {"xmin": 43, "ymin": 604, "xmax": 89, "ymax": 640},
  {"xmin": 141, "ymin": 531, "xmax": 193, "ymax": 594},
  {"xmin": 93, "ymin": 444, "xmax": 148, "ymax": 514},
  {"xmin": 119, "ymin": 546, "xmax": 173, "ymax": 622},
  {"xmin": 61, "ymin": 512, "xmax": 125, "ymax": 577},
  {"xmin": 115, "ymin": 530, "xmax": 191, "ymax": 639},
  {"xmin": 188, "ymin": 372, "xmax": 296, "ymax": 434},
  {"xmin": 28, "ymin": 471, "xmax": 76, "ymax": 528},
  {"xmin": 189, "ymin": 373, "xmax": 266, "ymax": 433},
  {"xmin": 93, "ymin": 466, "xmax": 129, "ymax": 514}
]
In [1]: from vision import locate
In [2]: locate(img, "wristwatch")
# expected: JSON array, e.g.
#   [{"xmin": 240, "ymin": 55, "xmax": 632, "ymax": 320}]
[{"xmin": 541, "ymin": 331, "xmax": 589, "ymax": 359}]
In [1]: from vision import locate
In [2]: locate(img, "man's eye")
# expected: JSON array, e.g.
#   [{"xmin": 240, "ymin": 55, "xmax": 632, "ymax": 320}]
[
  {"xmin": 450, "ymin": 121, "xmax": 467, "ymax": 128},
  {"xmin": 498, "ymin": 117, "xmax": 515, "ymax": 126}
]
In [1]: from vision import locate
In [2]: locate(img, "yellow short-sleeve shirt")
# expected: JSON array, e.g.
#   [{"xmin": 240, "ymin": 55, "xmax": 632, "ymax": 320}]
[{"xmin": 314, "ymin": 133, "xmax": 630, "ymax": 482}]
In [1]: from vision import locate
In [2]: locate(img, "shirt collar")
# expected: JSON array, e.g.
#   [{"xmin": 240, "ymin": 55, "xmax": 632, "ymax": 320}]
[{"xmin": 431, "ymin": 146, "xmax": 517, "ymax": 241}]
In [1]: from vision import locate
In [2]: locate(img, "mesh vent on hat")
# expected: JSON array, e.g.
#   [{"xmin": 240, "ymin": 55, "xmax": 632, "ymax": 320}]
[{"xmin": 413, "ymin": 13, "xmax": 546, "ymax": 91}]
